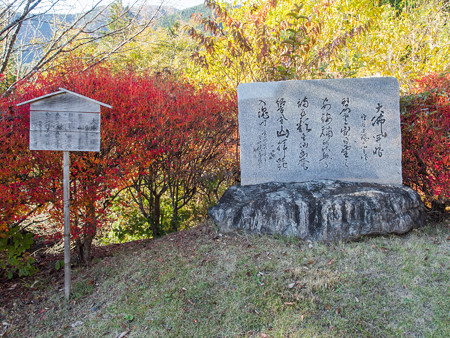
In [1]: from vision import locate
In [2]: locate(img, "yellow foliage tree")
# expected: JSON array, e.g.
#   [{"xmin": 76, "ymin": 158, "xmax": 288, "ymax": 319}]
[
  {"xmin": 185, "ymin": 0, "xmax": 378, "ymax": 93},
  {"xmin": 328, "ymin": 0, "xmax": 450, "ymax": 93},
  {"xmin": 185, "ymin": 0, "xmax": 449, "ymax": 94}
]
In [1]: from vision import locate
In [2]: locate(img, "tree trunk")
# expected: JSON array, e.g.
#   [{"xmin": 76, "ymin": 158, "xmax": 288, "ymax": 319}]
[
  {"xmin": 75, "ymin": 200, "xmax": 96, "ymax": 265},
  {"xmin": 151, "ymin": 193, "xmax": 162, "ymax": 237},
  {"xmin": 171, "ymin": 205, "xmax": 179, "ymax": 232},
  {"xmin": 76, "ymin": 234, "xmax": 94, "ymax": 265}
]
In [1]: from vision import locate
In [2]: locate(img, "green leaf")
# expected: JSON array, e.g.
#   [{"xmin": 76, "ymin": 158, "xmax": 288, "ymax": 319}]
[{"xmin": 55, "ymin": 260, "xmax": 64, "ymax": 271}]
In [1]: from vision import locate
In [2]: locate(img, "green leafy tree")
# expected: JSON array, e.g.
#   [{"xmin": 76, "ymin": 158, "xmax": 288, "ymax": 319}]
[
  {"xmin": 107, "ymin": 0, "xmax": 133, "ymax": 36},
  {"xmin": 113, "ymin": 23, "xmax": 198, "ymax": 76}
]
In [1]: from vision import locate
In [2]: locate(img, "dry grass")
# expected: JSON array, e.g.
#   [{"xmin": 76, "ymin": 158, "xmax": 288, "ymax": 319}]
[{"xmin": 1, "ymin": 220, "xmax": 449, "ymax": 337}]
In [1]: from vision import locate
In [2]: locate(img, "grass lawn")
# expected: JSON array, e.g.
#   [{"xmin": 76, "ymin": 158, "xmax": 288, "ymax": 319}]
[{"xmin": 1, "ymin": 219, "xmax": 448, "ymax": 337}]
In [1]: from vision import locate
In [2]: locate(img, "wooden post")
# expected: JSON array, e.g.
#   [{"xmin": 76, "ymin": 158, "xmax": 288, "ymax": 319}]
[{"xmin": 63, "ymin": 151, "xmax": 71, "ymax": 301}]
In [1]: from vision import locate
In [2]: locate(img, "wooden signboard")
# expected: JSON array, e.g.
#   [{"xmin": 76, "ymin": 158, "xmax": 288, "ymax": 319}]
[
  {"xmin": 30, "ymin": 111, "xmax": 101, "ymax": 152},
  {"xmin": 18, "ymin": 88, "xmax": 111, "ymax": 301},
  {"xmin": 21, "ymin": 88, "xmax": 109, "ymax": 152}
]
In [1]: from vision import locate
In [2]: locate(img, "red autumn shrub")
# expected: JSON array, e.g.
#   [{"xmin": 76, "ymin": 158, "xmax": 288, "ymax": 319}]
[
  {"xmin": 0, "ymin": 88, "xmax": 60, "ymax": 237},
  {"xmin": 1, "ymin": 61, "xmax": 237, "ymax": 265},
  {"xmin": 401, "ymin": 72, "xmax": 449, "ymax": 218}
]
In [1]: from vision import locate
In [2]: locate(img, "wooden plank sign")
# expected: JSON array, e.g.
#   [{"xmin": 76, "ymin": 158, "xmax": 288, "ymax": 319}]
[
  {"xmin": 18, "ymin": 88, "xmax": 111, "ymax": 152},
  {"xmin": 18, "ymin": 88, "xmax": 112, "ymax": 301},
  {"xmin": 30, "ymin": 111, "xmax": 101, "ymax": 152}
]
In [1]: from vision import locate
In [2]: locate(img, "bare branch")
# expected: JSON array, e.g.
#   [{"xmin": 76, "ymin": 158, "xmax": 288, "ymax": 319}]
[
  {"xmin": 0, "ymin": 0, "xmax": 44, "ymax": 39},
  {"xmin": 1, "ymin": 0, "xmax": 166, "ymax": 96}
]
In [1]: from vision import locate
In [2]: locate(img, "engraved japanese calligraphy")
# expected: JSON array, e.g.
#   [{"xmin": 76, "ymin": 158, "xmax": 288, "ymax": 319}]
[
  {"xmin": 238, "ymin": 78, "xmax": 402, "ymax": 185},
  {"xmin": 296, "ymin": 96, "xmax": 311, "ymax": 170}
]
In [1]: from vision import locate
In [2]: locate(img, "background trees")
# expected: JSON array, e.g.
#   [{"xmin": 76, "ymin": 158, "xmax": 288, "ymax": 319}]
[
  {"xmin": 185, "ymin": 0, "xmax": 449, "ymax": 93},
  {"xmin": 0, "ymin": 0, "xmax": 448, "ymax": 276},
  {"xmin": 0, "ymin": 0, "xmax": 164, "ymax": 95},
  {"xmin": 185, "ymin": 0, "xmax": 377, "ymax": 93},
  {"xmin": 327, "ymin": 0, "xmax": 450, "ymax": 92}
]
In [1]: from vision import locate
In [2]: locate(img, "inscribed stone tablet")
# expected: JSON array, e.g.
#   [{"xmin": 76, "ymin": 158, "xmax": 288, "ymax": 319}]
[{"xmin": 238, "ymin": 77, "xmax": 402, "ymax": 185}]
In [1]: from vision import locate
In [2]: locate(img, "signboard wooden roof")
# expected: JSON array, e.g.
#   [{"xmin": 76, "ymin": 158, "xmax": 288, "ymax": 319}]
[
  {"xmin": 18, "ymin": 88, "xmax": 112, "ymax": 152},
  {"xmin": 17, "ymin": 88, "xmax": 112, "ymax": 110}
]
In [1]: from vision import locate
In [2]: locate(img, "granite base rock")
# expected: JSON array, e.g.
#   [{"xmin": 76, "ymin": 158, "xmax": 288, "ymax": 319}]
[{"xmin": 208, "ymin": 180, "xmax": 424, "ymax": 241}]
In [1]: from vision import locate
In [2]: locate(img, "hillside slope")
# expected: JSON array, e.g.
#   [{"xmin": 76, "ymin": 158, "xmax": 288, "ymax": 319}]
[{"xmin": 1, "ymin": 220, "xmax": 449, "ymax": 337}]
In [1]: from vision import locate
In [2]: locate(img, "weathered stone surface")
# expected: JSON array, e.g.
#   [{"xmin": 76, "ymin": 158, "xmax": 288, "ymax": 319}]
[
  {"xmin": 208, "ymin": 180, "xmax": 424, "ymax": 241},
  {"xmin": 238, "ymin": 78, "xmax": 402, "ymax": 185}
]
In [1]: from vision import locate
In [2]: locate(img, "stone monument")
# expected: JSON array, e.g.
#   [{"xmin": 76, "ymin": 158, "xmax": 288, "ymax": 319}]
[{"xmin": 209, "ymin": 78, "xmax": 424, "ymax": 241}]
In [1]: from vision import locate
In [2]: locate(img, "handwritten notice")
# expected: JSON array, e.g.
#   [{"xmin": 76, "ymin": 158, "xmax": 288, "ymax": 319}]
[
  {"xmin": 238, "ymin": 77, "xmax": 402, "ymax": 185},
  {"xmin": 30, "ymin": 111, "xmax": 100, "ymax": 152}
]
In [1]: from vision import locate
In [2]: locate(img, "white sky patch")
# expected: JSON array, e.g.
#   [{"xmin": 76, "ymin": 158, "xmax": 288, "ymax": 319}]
[
  {"xmin": 10, "ymin": 0, "xmax": 211, "ymax": 15},
  {"xmin": 64, "ymin": 0, "xmax": 205, "ymax": 13}
]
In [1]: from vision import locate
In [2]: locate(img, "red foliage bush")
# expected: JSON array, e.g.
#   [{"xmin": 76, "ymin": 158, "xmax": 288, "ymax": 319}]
[
  {"xmin": 0, "ymin": 61, "xmax": 237, "ymax": 263},
  {"xmin": 401, "ymin": 73, "xmax": 449, "ymax": 218}
]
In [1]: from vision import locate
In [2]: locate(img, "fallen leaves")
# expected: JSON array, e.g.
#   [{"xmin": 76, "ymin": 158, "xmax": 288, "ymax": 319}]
[
  {"xmin": 1, "ymin": 322, "xmax": 10, "ymax": 337},
  {"xmin": 371, "ymin": 244, "xmax": 389, "ymax": 251},
  {"xmin": 116, "ymin": 329, "xmax": 129, "ymax": 338},
  {"xmin": 7, "ymin": 284, "xmax": 17, "ymax": 291},
  {"xmin": 287, "ymin": 281, "xmax": 304, "ymax": 289},
  {"xmin": 71, "ymin": 321, "xmax": 83, "ymax": 328},
  {"xmin": 431, "ymin": 237, "xmax": 441, "ymax": 245}
]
